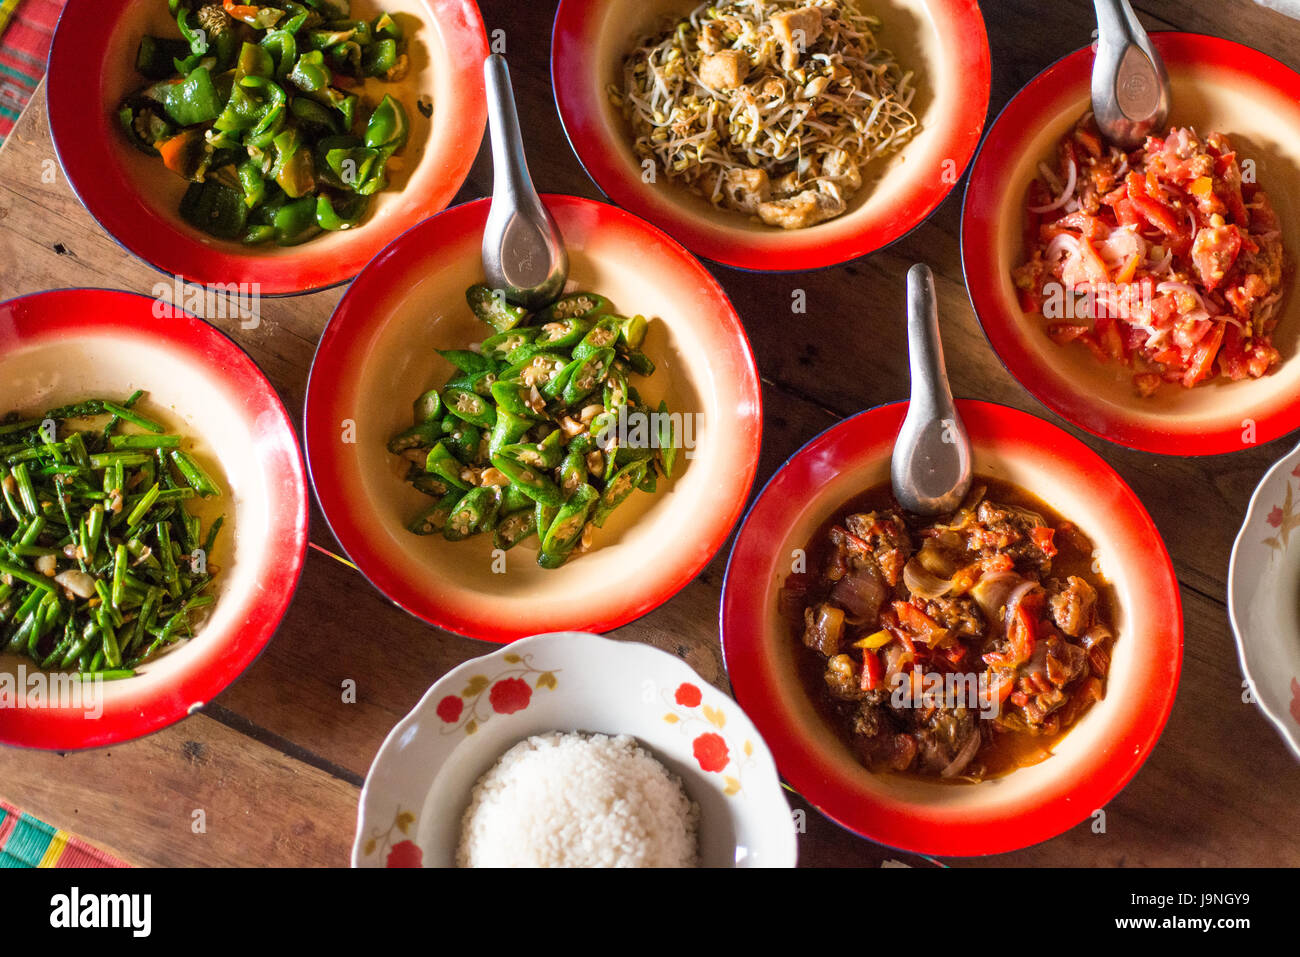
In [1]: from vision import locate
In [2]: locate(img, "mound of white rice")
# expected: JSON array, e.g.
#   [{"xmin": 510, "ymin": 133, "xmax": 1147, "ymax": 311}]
[{"xmin": 456, "ymin": 732, "xmax": 699, "ymax": 868}]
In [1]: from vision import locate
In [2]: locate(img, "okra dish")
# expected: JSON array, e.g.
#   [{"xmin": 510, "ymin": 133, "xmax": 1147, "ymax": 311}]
[
  {"xmin": 779, "ymin": 478, "xmax": 1117, "ymax": 782},
  {"xmin": 386, "ymin": 285, "xmax": 680, "ymax": 569},
  {"xmin": 118, "ymin": 0, "xmax": 412, "ymax": 245},
  {"xmin": 0, "ymin": 394, "xmax": 225, "ymax": 679}
]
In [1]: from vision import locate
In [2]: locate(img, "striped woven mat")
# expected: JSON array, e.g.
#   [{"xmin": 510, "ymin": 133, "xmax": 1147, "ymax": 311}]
[
  {"xmin": 0, "ymin": 801, "xmax": 129, "ymax": 868},
  {"xmin": 0, "ymin": 0, "xmax": 63, "ymax": 144}
]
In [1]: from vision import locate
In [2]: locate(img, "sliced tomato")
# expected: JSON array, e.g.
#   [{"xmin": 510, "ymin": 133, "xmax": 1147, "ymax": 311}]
[
  {"xmin": 1190, "ymin": 223, "xmax": 1242, "ymax": 291},
  {"xmin": 1181, "ymin": 322, "xmax": 1224, "ymax": 387}
]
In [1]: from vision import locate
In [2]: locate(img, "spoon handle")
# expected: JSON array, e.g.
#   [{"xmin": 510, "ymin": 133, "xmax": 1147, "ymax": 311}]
[
  {"xmin": 1092, "ymin": 0, "xmax": 1167, "ymax": 126},
  {"xmin": 891, "ymin": 264, "xmax": 971, "ymax": 514},
  {"xmin": 904, "ymin": 264, "xmax": 956, "ymax": 426},
  {"xmin": 484, "ymin": 53, "xmax": 540, "ymax": 212}
]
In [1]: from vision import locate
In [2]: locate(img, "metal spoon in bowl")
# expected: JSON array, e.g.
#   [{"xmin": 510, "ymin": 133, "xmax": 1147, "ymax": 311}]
[
  {"xmin": 1091, "ymin": 0, "xmax": 1170, "ymax": 149},
  {"xmin": 891, "ymin": 264, "xmax": 972, "ymax": 516},
  {"xmin": 481, "ymin": 53, "xmax": 568, "ymax": 309}
]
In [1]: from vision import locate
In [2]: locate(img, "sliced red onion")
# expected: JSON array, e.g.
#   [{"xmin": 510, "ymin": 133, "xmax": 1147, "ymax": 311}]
[
  {"xmin": 902, "ymin": 558, "xmax": 953, "ymax": 601},
  {"xmin": 830, "ymin": 568, "xmax": 886, "ymax": 621},
  {"xmin": 940, "ymin": 728, "xmax": 983, "ymax": 778},
  {"xmin": 1029, "ymin": 157, "xmax": 1078, "ymax": 214},
  {"xmin": 1044, "ymin": 232, "xmax": 1081, "ymax": 264}
]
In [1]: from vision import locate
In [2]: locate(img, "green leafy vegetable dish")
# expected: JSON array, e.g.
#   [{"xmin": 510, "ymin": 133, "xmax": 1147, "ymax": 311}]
[
  {"xmin": 0, "ymin": 393, "xmax": 225, "ymax": 679},
  {"xmin": 117, "ymin": 0, "xmax": 412, "ymax": 245},
  {"xmin": 387, "ymin": 285, "xmax": 681, "ymax": 569}
]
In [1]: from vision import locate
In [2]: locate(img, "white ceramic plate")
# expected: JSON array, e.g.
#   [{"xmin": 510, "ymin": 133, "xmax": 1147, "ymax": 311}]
[
  {"xmin": 1228, "ymin": 442, "xmax": 1300, "ymax": 761},
  {"xmin": 353, "ymin": 632, "xmax": 796, "ymax": 867}
]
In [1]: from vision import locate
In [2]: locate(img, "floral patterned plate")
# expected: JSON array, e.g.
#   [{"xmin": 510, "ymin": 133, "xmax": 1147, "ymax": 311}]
[
  {"xmin": 353, "ymin": 632, "xmax": 796, "ymax": 867},
  {"xmin": 1228, "ymin": 440, "xmax": 1300, "ymax": 761}
]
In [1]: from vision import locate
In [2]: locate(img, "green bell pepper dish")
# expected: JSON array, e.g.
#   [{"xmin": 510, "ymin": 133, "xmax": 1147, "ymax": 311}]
[
  {"xmin": 118, "ymin": 0, "xmax": 415, "ymax": 246},
  {"xmin": 386, "ymin": 284, "xmax": 680, "ymax": 570}
]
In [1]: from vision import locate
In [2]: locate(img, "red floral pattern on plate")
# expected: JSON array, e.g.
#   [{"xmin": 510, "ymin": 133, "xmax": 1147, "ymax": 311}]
[
  {"xmin": 661, "ymin": 685, "xmax": 755, "ymax": 796},
  {"xmin": 437, "ymin": 654, "xmax": 559, "ymax": 736}
]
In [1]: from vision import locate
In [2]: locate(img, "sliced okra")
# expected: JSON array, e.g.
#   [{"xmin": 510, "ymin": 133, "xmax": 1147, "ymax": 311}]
[
  {"xmin": 535, "ymin": 500, "xmax": 559, "ymax": 540},
  {"xmin": 441, "ymin": 386, "xmax": 497, "ymax": 429},
  {"xmin": 593, "ymin": 460, "xmax": 647, "ymax": 528},
  {"xmin": 559, "ymin": 450, "xmax": 588, "ymax": 495},
  {"xmin": 466, "ymin": 283, "xmax": 529, "ymax": 333},
  {"xmin": 443, "ymin": 424, "xmax": 483, "ymax": 466},
  {"xmin": 539, "ymin": 483, "xmax": 597, "ymax": 559},
  {"xmin": 533, "ymin": 317, "xmax": 592, "ymax": 351},
  {"xmin": 538, "ymin": 292, "xmax": 612, "ymax": 322},
  {"xmin": 500, "ymin": 433, "xmax": 563, "ymax": 471},
  {"xmin": 658, "ymin": 399, "xmax": 678, "ymax": 478},
  {"xmin": 480, "ymin": 328, "xmax": 539, "ymax": 362},
  {"xmin": 493, "ymin": 509, "xmax": 538, "ymax": 551},
  {"xmin": 407, "ymin": 491, "xmax": 461, "ymax": 535},
  {"xmin": 562, "ymin": 347, "xmax": 617, "ymax": 405},
  {"xmin": 603, "ymin": 366, "xmax": 630, "ymax": 412},
  {"xmin": 425, "ymin": 442, "xmax": 471, "ymax": 491},
  {"xmin": 490, "ymin": 453, "xmax": 564, "ymax": 507},
  {"xmin": 409, "ymin": 471, "xmax": 449, "ymax": 497},
  {"xmin": 488, "ymin": 407, "xmax": 532, "ymax": 458},
  {"xmin": 437, "ymin": 348, "xmax": 498, "ymax": 376},
  {"xmin": 501, "ymin": 483, "xmax": 534, "ymax": 513},
  {"xmin": 387, "ymin": 420, "xmax": 441, "ymax": 454},
  {"xmin": 619, "ymin": 314, "xmax": 648, "ymax": 352},
  {"xmin": 501, "ymin": 351, "xmax": 568, "ymax": 389},
  {"xmin": 626, "ymin": 350, "xmax": 656, "ymax": 377},
  {"xmin": 413, "ymin": 388, "xmax": 443, "ymax": 423},
  {"xmin": 443, "ymin": 487, "xmax": 496, "ymax": 541},
  {"xmin": 490, "ymin": 379, "xmax": 546, "ymax": 420},
  {"xmin": 571, "ymin": 317, "xmax": 624, "ymax": 361}
]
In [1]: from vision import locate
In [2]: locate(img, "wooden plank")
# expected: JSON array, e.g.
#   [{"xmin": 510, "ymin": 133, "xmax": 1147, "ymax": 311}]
[{"xmin": 0, "ymin": 714, "xmax": 359, "ymax": 867}]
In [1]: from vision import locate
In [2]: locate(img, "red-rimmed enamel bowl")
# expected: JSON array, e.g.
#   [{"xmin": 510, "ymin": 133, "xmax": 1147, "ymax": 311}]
[
  {"xmin": 47, "ymin": 0, "xmax": 487, "ymax": 296},
  {"xmin": 0, "ymin": 289, "xmax": 309, "ymax": 750},
  {"xmin": 551, "ymin": 0, "xmax": 990, "ymax": 271},
  {"xmin": 720, "ymin": 400, "xmax": 1183, "ymax": 856},
  {"xmin": 962, "ymin": 33, "xmax": 1300, "ymax": 455},
  {"xmin": 305, "ymin": 194, "xmax": 762, "ymax": 643}
]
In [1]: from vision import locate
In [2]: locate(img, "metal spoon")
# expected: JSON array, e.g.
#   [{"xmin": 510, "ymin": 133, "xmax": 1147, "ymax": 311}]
[
  {"xmin": 891, "ymin": 264, "xmax": 972, "ymax": 516},
  {"xmin": 481, "ymin": 53, "xmax": 568, "ymax": 309},
  {"xmin": 1091, "ymin": 0, "xmax": 1170, "ymax": 149}
]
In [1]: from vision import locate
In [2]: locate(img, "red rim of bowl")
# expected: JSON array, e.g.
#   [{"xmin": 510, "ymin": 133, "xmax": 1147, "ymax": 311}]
[
  {"xmin": 962, "ymin": 32, "xmax": 1300, "ymax": 455},
  {"xmin": 46, "ymin": 0, "xmax": 488, "ymax": 296},
  {"xmin": 304, "ymin": 193, "xmax": 763, "ymax": 643},
  {"xmin": 0, "ymin": 288, "xmax": 310, "ymax": 749},
  {"xmin": 720, "ymin": 399, "xmax": 1183, "ymax": 855},
  {"xmin": 551, "ymin": 0, "xmax": 991, "ymax": 272}
]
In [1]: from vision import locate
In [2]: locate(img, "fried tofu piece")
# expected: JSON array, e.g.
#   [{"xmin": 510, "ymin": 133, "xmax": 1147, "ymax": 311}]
[
  {"xmin": 770, "ymin": 6, "xmax": 824, "ymax": 69},
  {"xmin": 757, "ymin": 182, "xmax": 845, "ymax": 229},
  {"xmin": 698, "ymin": 19, "xmax": 727, "ymax": 53},
  {"xmin": 719, "ymin": 167, "xmax": 771, "ymax": 213},
  {"xmin": 699, "ymin": 49, "xmax": 747, "ymax": 89}
]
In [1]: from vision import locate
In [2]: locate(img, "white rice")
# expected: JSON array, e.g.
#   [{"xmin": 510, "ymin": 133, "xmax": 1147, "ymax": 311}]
[{"xmin": 456, "ymin": 732, "xmax": 700, "ymax": 868}]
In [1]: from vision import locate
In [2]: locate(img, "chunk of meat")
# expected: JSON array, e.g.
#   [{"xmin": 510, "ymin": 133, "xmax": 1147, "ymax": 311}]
[
  {"xmin": 718, "ymin": 167, "xmax": 771, "ymax": 213},
  {"xmin": 968, "ymin": 499, "xmax": 1055, "ymax": 573},
  {"xmin": 769, "ymin": 6, "xmax": 823, "ymax": 69},
  {"xmin": 802, "ymin": 602, "xmax": 845, "ymax": 656},
  {"xmin": 757, "ymin": 182, "xmax": 845, "ymax": 229},
  {"xmin": 910, "ymin": 707, "xmax": 980, "ymax": 776},
  {"xmin": 698, "ymin": 49, "xmax": 747, "ymax": 89},
  {"xmin": 825, "ymin": 653, "xmax": 867, "ymax": 700},
  {"xmin": 1048, "ymin": 575, "xmax": 1097, "ymax": 637},
  {"xmin": 840, "ymin": 510, "xmax": 913, "ymax": 586}
]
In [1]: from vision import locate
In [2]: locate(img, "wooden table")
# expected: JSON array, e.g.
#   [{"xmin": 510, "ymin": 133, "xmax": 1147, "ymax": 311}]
[{"xmin": 1, "ymin": 0, "xmax": 1298, "ymax": 868}]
